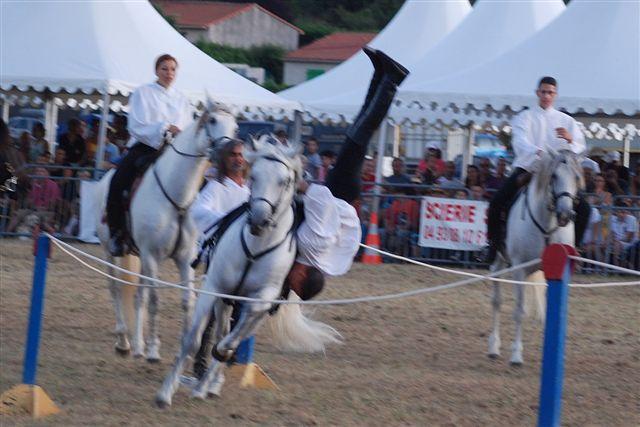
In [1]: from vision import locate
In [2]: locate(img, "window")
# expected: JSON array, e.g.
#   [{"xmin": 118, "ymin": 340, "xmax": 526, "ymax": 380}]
[{"xmin": 306, "ymin": 69, "xmax": 325, "ymax": 81}]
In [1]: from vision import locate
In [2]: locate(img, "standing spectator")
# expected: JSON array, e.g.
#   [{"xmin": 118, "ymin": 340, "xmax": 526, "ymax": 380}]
[
  {"xmin": 361, "ymin": 156, "xmax": 376, "ymax": 193},
  {"xmin": 83, "ymin": 118, "xmax": 100, "ymax": 165},
  {"xmin": 59, "ymin": 118, "xmax": 85, "ymax": 164},
  {"xmin": 604, "ymin": 168, "xmax": 626, "ymax": 196},
  {"xmin": 469, "ymin": 185, "xmax": 485, "ymax": 201},
  {"xmin": 103, "ymin": 130, "xmax": 121, "ymax": 165},
  {"xmin": 317, "ymin": 150, "xmax": 336, "ymax": 183},
  {"xmin": 111, "ymin": 115, "xmax": 130, "ymax": 152},
  {"xmin": 486, "ymin": 157, "xmax": 507, "ymax": 191},
  {"xmin": 478, "ymin": 157, "xmax": 493, "ymax": 186},
  {"xmin": 630, "ymin": 160, "xmax": 639, "ymax": 196},
  {"xmin": 30, "ymin": 123, "xmax": 49, "ymax": 162},
  {"xmin": 436, "ymin": 160, "xmax": 464, "ymax": 193},
  {"xmin": 17, "ymin": 131, "xmax": 32, "ymax": 162},
  {"xmin": 581, "ymin": 157, "xmax": 601, "ymax": 193},
  {"xmin": 604, "ymin": 151, "xmax": 630, "ymax": 183},
  {"xmin": 7, "ymin": 166, "xmax": 61, "ymax": 233},
  {"xmin": 593, "ymin": 173, "xmax": 613, "ymax": 206},
  {"xmin": 274, "ymin": 128, "xmax": 289, "ymax": 147},
  {"xmin": 304, "ymin": 137, "xmax": 322, "ymax": 179},
  {"xmin": 58, "ymin": 167, "xmax": 79, "ymax": 233},
  {"xmin": 417, "ymin": 152, "xmax": 439, "ymax": 185},
  {"xmin": 608, "ymin": 199, "xmax": 639, "ymax": 265},
  {"xmin": 384, "ymin": 157, "xmax": 412, "ymax": 191},
  {"xmin": 49, "ymin": 148, "xmax": 68, "ymax": 178},
  {"xmin": 465, "ymin": 164, "xmax": 482, "ymax": 189}
]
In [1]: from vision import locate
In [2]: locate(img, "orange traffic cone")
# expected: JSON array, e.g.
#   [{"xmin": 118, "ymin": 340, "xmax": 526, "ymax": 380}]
[{"xmin": 362, "ymin": 212, "xmax": 382, "ymax": 264}]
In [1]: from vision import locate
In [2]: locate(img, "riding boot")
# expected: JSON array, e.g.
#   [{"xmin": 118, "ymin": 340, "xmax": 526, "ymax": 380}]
[{"xmin": 361, "ymin": 46, "xmax": 383, "ymax": 106}]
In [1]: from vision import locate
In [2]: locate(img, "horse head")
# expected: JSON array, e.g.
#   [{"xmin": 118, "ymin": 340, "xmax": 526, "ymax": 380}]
[
  {"xmin": 191, "ymin": 97, "xmax": 239, "ymax": 158},
  {"xmin": 538, "ymin": 149, "xmax": 585, "ymax": 227},
  {"xmin": 244, "ymin": 134, "xmax": 302, "ymax": 236}
]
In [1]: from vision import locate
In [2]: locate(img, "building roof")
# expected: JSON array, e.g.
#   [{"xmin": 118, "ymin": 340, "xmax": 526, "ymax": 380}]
[
  {"xmin": 285, "ymin": 32, "xmax": 376, "ymax": 63},
  {"xmin": 154, "ymin": 1, "xmax": 303, "ymax": 33}
]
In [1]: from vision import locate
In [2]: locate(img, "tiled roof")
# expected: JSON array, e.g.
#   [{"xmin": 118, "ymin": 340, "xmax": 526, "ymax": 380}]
[
  {"xmin": 153, "ymin": 1, "xmax": 303, "ymax": 33},
  {"xmin": 285, "ymin": 32, "xmax": 376, "ymax": 63}
]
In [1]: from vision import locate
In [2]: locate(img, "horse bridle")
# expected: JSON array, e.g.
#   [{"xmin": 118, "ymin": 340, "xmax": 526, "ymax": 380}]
[{"xmin": 248, "ymin": 155, "xmax": 295, "ymax": 228}]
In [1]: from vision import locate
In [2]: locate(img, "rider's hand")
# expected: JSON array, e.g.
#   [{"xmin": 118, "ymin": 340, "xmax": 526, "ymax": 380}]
[
  {"xmin": 167, "ymin": 125, "xmax": 181, "ymax": 136},
  {"xmin": 297, "ymin": 180, "xmax": 309, "ymax": 194},
  {"xmin": 555, "ymin": 127, "xmax": 572, "ymax": 143}
]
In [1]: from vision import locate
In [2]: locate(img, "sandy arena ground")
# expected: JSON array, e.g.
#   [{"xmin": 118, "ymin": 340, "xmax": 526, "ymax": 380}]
[{"xmin": 1, "ymin": 239, "xmax": 638, "ymax": 426}]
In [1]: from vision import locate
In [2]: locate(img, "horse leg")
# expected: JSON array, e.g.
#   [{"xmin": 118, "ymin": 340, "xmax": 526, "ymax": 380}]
[
  {"xmin": 193, "ymin": 299, "xmax": 233, "ymax": 398},
  {"xmin": 510, "ymin": 281, "xmax": 525, "ymax": 366},
  {"xmin": 175, "ymin": 258, "xmax": 195, "ymax": 338},
  {"xmin": 155, "ymin": 292, "xmax": 216, "ymax": 408},
  {"xmin": 141, "ymin": 255, "xmax": 161, "ymax": 363},
  {"xmin": 216, "ymin": 304, "xmax": 268, "ymax": 362},
  {"xmin": 488, "ymin": 259, "xmax": 504, "ymax": 358},
  {"xmin": 106, "ymin": 256, "xmax": 130, "ymax": 355},
  {"xmin": 132, "ymin": 285, "xmax": 148, "ymax": 358}
]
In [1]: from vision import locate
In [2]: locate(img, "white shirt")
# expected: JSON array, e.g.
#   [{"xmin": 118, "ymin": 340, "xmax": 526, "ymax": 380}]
[
  {"xmin": 127, "ymin": 82, "xmax": 193, "ymax": 149},
  {"xmin": 191, "ymin": 177, "xmax": 250, "ymax": 235},
  {"xmin": 582, "ymin": 206, "xmax": 602, "ymax": 244},
  {"xmin": 609, "ymin": 214, "xmax": 638, "ymax": 249},
  {"xmin": 192, "ymin": 180, "xmax": 362, "ymax": 277},
  {"xmin": 295, "ymin": 184, "xmax": 361, "ymax": 276},
  {"xmin": 511, "ymin": 105, "xmax": 586, "ymax": 172}
]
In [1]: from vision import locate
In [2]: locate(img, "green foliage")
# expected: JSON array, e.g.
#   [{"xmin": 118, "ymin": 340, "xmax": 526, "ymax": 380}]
[
  {"xmin": 297, "ymin": 20, "xmax": 339, "ymax": 46},
  {"xmin": 195, "ymin": 41, "xmax": 286, "ymax": 84}
]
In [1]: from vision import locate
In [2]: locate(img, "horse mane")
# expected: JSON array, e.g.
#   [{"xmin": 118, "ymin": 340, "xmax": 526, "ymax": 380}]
[{"xmin": 535, "ymin": 150, "xmax": 585, "ymax": 193}]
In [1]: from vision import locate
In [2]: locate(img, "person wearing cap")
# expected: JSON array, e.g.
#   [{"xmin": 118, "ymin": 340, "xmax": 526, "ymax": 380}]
[
  {"xmin": 486, "ymin": 76, "xmax": 589, "ymax": 263},
  {"xmin": 604, "ymin": 150, "xmax": 630, "ymax": 185},
  {"xmin": 581, "ymin": 157, "xmax": 600, "ymax": 193}
]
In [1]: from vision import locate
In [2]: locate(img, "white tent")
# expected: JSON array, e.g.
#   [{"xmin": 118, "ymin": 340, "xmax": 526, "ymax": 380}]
[
  {"xmin": 395, "ymin": 0, "xmax": 640, "ymax": 128},
  {"xmin": 279, "ymin": 0, "xmax": 471, "ymax": 111},
  {"xmin": 0, "ymin": 0, "xmax": 299, "ymax": 113},
  {"xmin": 315, "ymin": 0, "xmax": 566, "ymax": 121}
]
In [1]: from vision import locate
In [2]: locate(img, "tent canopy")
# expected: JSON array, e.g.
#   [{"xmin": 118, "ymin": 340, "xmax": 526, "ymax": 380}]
[
  {"xmin": 0, "ymin": 0, "xmax": 299, "ymax": 114},
  {"xmin": 280, "ymin": 0, "xmax": 471, "ymax": 110},
  {"xmin": 396, "ymin": 0, "xmax": 640, "ymax": 121},
  {"xmin": 314, "ymin": 0, "xmax": 566, "ymax": 121}
]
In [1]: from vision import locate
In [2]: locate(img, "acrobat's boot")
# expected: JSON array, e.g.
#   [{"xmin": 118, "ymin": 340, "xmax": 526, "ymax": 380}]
[{"xmin": 346, "ymin": 49, "xmax": 409, "ymax": 146}]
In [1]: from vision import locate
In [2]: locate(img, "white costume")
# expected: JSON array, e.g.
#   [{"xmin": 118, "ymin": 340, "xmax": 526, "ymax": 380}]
[
  {"xmin": 511, "ymin": 105, "xmax": 586, "ymax": 172},
  {"xmin": 191, "ymin": 177, "xmax": 250, "ymax": 234},
  {"xmin": 127, "ymin": 82, "xmax": 193, "ymax": 149},
  {"xmin": 191, "ymin": 181, "xmax": 361, "ymax": 277}
]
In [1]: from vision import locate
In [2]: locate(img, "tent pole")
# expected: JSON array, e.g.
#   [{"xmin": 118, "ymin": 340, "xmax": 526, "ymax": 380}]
[
  {"xmin": 95, "ymin": 92, "xmax": 111, "ymax": 177},
  {"xmin": 622, "ymin": 133, "xmax": 631, "ymax": 168},
  {"xmin": 371, "ymin": 119, "xmax": 389, "ymax": 217},
  {"xmin": 2, "ymin": 98, "xmax": 10, "ymax": 122},
  {"xmin": 50, "ymin": 101, "xmax": 59, "ymax": 154},
  {"xmin": 291, "ymin": 110, "xmax": 303, "ymax": 143},
  {"xmin": 43, "ymin": 95, "xmax": 54, "ymax": 150},
  {"xmin": 461, "ymin": 123, "xmax": 475, "ymax": 181}
]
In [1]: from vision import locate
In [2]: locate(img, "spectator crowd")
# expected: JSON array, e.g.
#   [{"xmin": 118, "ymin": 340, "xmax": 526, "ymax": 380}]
[{"xmin": 2, "ymin": 118, "xmax": 639, "ymax": 271}]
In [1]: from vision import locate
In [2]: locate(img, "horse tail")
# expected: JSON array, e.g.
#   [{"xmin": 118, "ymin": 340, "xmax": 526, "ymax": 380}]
[
  {"xmin": 524, "ymin": 270, "xmax": 546, "ymax": 324},
  {"xmin": 264, "ymin": 292, "xmax": 342, "ymax": 353}
]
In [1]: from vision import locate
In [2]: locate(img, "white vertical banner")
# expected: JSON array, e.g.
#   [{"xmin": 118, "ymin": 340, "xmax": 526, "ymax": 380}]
[{"xmin": 418, "ymin": 196, "xmax": 488, "ymax": 250}]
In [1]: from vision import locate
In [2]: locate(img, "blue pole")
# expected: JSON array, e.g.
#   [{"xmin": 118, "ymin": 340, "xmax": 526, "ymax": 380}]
[
  {"xmin": 538, "ymin": 246, "xmax": 573, "ymax": 427},
  {"xmin": 22, "ymin": 234, "xmax": 50, "ymax": 385}
]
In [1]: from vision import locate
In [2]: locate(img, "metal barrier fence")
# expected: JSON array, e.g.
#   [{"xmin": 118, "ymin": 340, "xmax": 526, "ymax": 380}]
[{"xmin": 1, "ymin": 170, "xmax": 638, "ymax": 274}]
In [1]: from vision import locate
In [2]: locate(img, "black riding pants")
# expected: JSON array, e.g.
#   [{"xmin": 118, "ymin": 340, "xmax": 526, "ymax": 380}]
[
  {"xmin": 106, "ymin": 143, "xmax": 156, "ymax": 234},
  {"xmin": 325, "ymin": 136, "xmax": 368, "ymax": 204}
]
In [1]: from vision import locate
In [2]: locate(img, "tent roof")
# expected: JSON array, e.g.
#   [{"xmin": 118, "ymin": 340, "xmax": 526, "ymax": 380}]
[
  {"xmin": 0, "ymin": 0, "xmax": 299, "ymax": 114},
  {"xmin": 396, "ymin": 0, "xmax": 640, "ymax": 120},
  {"xmin": 279, "ymin": 0, "xmax": 471, "ymax": 105},
  {"xmin": 313, "ymin": 0, "xmax": 566, "ymax": 121}
]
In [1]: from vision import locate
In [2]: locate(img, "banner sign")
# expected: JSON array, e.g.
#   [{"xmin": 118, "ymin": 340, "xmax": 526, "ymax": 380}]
[{"xmin": 418, "ymin": 197, "xmax": 488, "ymax": 250}]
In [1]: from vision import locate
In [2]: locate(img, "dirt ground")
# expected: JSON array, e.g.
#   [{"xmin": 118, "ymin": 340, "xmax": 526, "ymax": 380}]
[{"xmin": 0, "ymin": 239, "xmax": 638, "ymax": 426}]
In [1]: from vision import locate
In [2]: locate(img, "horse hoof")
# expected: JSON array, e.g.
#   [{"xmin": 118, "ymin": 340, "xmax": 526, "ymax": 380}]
[
  {"xmin": 510, "ymin": 361, "xmax": 523, "ymax": 367},
  {"xmin": 147, "ymin": 357, "xmax": 161, "ymax": 364},
  {"xmin": 115, "ymin": 347, "xmax": 131, "ymax": 357},
  {"xmin": 487, "ymin": 353, "xmax": 500, "ymax": 359},
  {"xmin": 154, "ymin": 396, "xmax": 171, "ymax": 409},
  {"xmin": 190, "ymin": 389, "xmax": 207, "ymax": 400}
]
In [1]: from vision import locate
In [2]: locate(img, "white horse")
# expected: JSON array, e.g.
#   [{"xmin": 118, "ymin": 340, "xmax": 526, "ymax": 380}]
[
  {"xmin": 489, "ymin": 149, "xmax": 584, "ymax": 365},
  {"xmin": 155, "ymin": 135, "xmax": 341, "ymax": 408},
  {"xmin": 95, "ymin": 101, "xmax": 238, "ymax": 362}
]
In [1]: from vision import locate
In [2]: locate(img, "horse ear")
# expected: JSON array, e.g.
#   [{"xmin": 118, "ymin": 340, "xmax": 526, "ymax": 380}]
[{"xmin": 204, "ymin": 90, "xmax": 217, "ymax": 112}]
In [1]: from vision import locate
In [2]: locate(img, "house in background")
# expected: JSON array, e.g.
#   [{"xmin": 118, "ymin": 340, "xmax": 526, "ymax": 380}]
[
  {"xmin": 283, "ymin": 32, "xmax": 375, "ymax": 86},
  {"xmin": 154, "ymin": 1, "xmax": 303, "ymax": 51}
]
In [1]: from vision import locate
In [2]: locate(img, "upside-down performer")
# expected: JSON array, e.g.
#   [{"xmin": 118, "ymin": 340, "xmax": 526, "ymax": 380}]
[{"xmin": 190, "ymin": 47, "xmax": 409, "ymax": 377}]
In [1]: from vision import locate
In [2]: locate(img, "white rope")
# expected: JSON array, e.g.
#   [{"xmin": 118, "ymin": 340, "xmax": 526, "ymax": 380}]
[
  {"xmin": 569, "ymin": 255, "xmax": 640, "ymax": 276},
  {"xmin": 360, "ymin": 244, "xmax": 640, "ymax": 288},
  {"xmin": 45, "ymin": 234, "xmax": 538, "ymax": 305}
]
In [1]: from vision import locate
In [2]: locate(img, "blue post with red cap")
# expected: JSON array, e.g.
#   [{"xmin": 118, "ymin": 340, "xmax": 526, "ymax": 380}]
[{"xmin": 538, "ymin": 244, "xmax": 577, "ymax": 427}]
